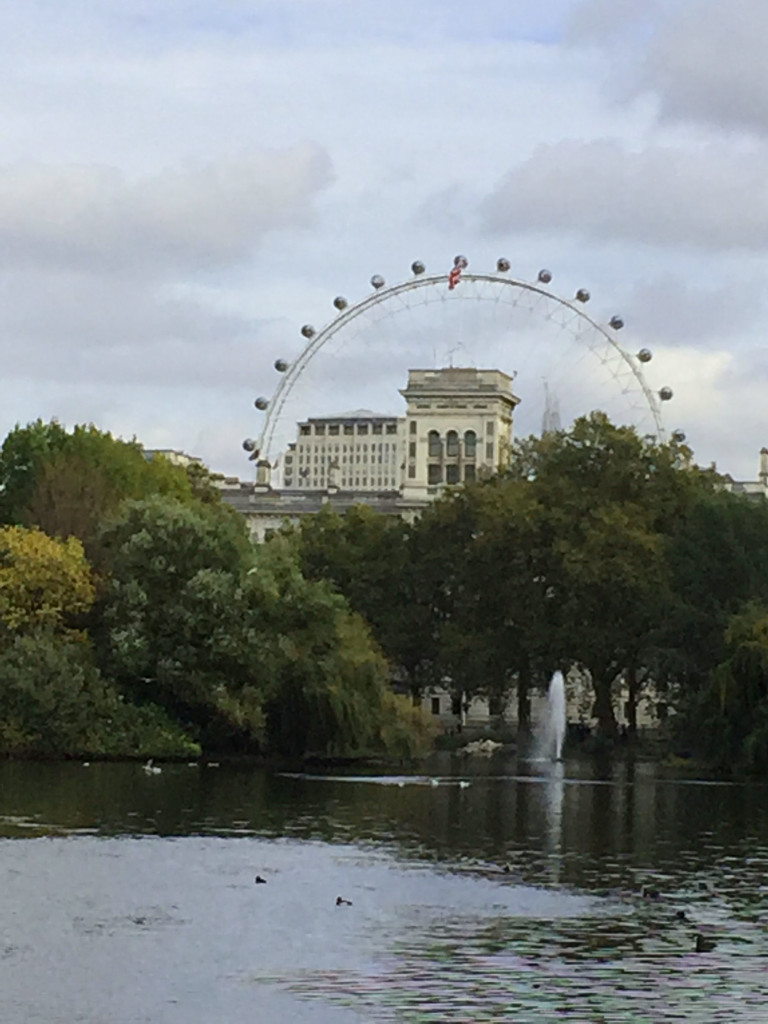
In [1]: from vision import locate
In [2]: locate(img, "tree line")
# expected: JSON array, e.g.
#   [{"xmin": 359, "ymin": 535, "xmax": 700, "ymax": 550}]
[{"xmin": 3, "ymin": 414, "xmax": 768, "ymax": 772}]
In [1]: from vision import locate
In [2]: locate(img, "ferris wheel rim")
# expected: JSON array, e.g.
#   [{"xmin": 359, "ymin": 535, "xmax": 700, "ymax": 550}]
[{"xmin": 255, "ymin": 269, "xmax": 666, "ymax": 462}]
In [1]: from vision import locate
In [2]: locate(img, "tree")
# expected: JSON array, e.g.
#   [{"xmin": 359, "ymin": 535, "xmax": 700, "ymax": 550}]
[
  {"xmin": 294, "ymin": 505, "xmax": 444, "ymax": 696},
  {"xmin": 410, "ymin": 478, "xmax": 557, "ymax": 732},
  {"xmin": 683, "ymin": 604, "xmax": 768, "ymax": 774},
  {"xmin": 504, "ymin": 414, "xmax": 711, "ymax": 738},
  {"xmin": 0, "ymin": 525, "xmax": 95, "ymax": 634},
  {"xmin": 661, "ymin": 489, "xmax": 768, "ymax": 706},
  {"xmin": 0, "ymin": 629, "xmax": 198, "ymax": 758},
  {"xmin": 96, "ymin": 495, "xmax": 260, "ymax": 746},
  {"xmin": 0, "ymin": 421, "xmax": 195, "ymax": 559},
  {"xmin": 97, "ymin": 497, "xmax": 431, "ymax": 757}
]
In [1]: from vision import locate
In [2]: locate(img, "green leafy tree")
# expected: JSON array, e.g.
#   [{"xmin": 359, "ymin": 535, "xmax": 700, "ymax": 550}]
[
  {"xmin": 98, "ymin": 498, "xmax": 431, "ymax": 758},
  {"xmin": 0, "ymin": 629, "xmax": 198, "ymax": 758},
  {"xmin": 505, "ymin": 414, "xmax": 711, "ymax": 737},
  {"xmin": 96, "ymin": 495, "xmax": 259, "ymax": 746},
  {"xmin": 0, "ymin": 421, "xmax": 195, "ymax": 559},
  {"xmin": 662, "ymin": 489, "xmax": 768, "ymax": 706}
]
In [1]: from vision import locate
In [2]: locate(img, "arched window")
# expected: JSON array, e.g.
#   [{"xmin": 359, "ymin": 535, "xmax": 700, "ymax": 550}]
[
  {"xmin": 464, "ymin": 430, "xmax": 477, "ymax": 459},
  {"xmin": 446, "ymin": 430, "xmax": 459, "ymax": 457},
  {"xmin": 428, "ymin": 430, "xmax": 441, "ymax": 457}
]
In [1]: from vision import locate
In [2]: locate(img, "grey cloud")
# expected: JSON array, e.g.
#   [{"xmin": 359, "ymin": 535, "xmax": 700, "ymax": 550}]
[
  {"xmin": 0, "ymin": 268, "xmax": 278, "ymax": 392},
  {"xmin": 0, "ymin": 145, "xmax": 332, "ymax": 276},
  {"xmin": 480, "ymin": 139, "xmax": 768, "ymax": 250},
  {"xmin": 621, "ymin": 276, "xmax": 765, "ymax": 348},
  {"xmin": 643, "ymin": 1, "xmax": 768, "ymax": 135},
  {"xmin": 569, "ymin": 0, "xmax": 768, "ymax": 137}
]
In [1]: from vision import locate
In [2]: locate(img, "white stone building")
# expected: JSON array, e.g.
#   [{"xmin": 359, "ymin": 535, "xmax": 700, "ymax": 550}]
[{"xmin": 283, "ymin": 410, "xmax": 401, "ymax": 492}]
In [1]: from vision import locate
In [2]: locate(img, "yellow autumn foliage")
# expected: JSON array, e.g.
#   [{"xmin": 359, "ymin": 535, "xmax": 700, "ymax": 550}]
[{"xmin": 0, "ymin": 526, "xmax": 95, "ymax": 632}]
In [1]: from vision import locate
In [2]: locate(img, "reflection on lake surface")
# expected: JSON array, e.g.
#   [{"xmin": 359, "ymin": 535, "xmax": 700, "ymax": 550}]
[{"xmin": 1, "ymin": 754, "xmax": 767, "ymax": 1022}]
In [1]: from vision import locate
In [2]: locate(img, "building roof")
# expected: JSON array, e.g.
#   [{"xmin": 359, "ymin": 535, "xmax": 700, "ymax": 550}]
[{"xmin": 303, "ymin": 408, "xmax": 400, "ymax": 422}]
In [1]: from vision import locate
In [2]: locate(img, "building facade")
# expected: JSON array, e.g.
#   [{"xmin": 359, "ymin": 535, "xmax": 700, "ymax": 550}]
[
  {"xmin": 400, "ymin": 368, "xmax": 519, "ymax": 500},
  {"xmin": 283, "ymin": 410, "xmax": 401, "ymax": 492}
]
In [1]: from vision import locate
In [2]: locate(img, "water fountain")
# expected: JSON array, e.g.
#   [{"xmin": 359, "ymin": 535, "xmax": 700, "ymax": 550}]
[{"xmin": 544, "ymin": 671, "xmax": 567, "ymax": 762}]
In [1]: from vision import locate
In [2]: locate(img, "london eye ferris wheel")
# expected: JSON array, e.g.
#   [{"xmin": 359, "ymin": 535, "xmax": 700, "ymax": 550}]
[{"xmin": 243, "ymin": 256, "xmax": 680, "ymax": 481}]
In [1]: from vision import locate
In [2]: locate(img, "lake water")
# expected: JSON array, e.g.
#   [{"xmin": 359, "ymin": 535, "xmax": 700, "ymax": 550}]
[{"xmin": 1, "ymin": 754, "xmax": 767, "ymax": 1023}]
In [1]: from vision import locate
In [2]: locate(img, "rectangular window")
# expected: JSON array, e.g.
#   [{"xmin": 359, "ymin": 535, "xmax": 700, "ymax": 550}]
[
  {"xmin": 357, "ymin": 424, "xmax": 368, "ymax": 435},
  {"xmin": 446, "ymin": 464, "xmax": 460, "ymax": 484},
  {"xmin": 344, "ymin": 424, "xmax": 353, "ymax": 434},
  {"xmin": 408, "ymin": 465, "xmax": 416, "ymax": 479},
  {"xmin": 300, "ymin": 425, "xmax": 310, "ymax": 435},
  {"xmin": 464, "ymin": 464, "xmax": 476, "ymax": 482},
  {"xmin": 486, "ymin": 421, "xmax": 494, "ymax": 435},
  {"xmin": 428, "ymin": 464, "xmax": 442, "ymax": 485},
  {"xmin": 409, "ymin": 442, "xmax": 416, "ymax": 457},
  {"xmin": 431, "ymin": 697, "xmax": 441, "ymax": 715},
  {"xmin": 486, "ymin": 442, "xmax": 494, "ymax": 459},
  {"xmin": 329, "ymin": 424, "xmax": 339, "ymax": 435},
  {"xmin": 409, "ymin": 421, "xmax": 417, "ymax": 434},
  {"xmin": 315, "ymin": 425, "xmax": 325, "ymax": 435},
  {"xmin": 372, "ymin": 423, "xmax": 382, "ymax": 435},
  {"xmin": 386, "ymin": 424, "xmax": 397, "ymax": 434}
]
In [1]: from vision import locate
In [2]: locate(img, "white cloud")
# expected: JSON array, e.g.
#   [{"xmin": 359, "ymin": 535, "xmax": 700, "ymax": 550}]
[{"xmin": 0, "ymin": 147, "xmax": 332, "ymax": 275}]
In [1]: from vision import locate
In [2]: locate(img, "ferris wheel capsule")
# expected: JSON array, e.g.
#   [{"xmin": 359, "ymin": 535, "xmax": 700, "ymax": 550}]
[
  {"xmin": 575, "ymin": 289, "xmax": 590, "ymax": 303},
  {"xmin": 274, "ymin": 359, "xmax": 288, "ymax": 372},
  {"xmin": 242, "ymin": 438, "xmax": 257, "ymax": 452},
  {"xmin": 254, "ymin": 397, "xmax": 269, "ymax": 411},
  {"xmin": 496, "ymin": 258, "xmax": 511, "ymax": 273},
  {"xmin": 411, "ymin": 261, "xmax": 425, "ymax": 275},
  {"xmin": 333, "ymin": 296, "xmax": 348, "ymax": 311},
  {"xmin": 538, "ymin": 269, "xmax": 552, "ymax": 284},
  {"xmin": 371, "ymin": 274, "xmax": 385, "ymax": 289},
  {"xmin": 609, "ymin": 316, "xmax": 624, "ymax": 330},
  {"xmin": 659, "ymin": 386, "xmax": 674, "ymax": 402},
  {"xmin": 301, "ymin": 324, "xmax": 316, "ymax": 339},
  {"xmin": 671, "ymin": 429, "xmax": 686, "ymax": 443},
  {"xmin": 637, "ymin": 348, "xmax": 652, "ymax": 363}
]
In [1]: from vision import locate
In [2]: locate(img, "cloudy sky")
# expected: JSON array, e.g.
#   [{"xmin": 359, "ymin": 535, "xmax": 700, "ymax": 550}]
[{"xmin": 1, "ymin": 0, "xmax": 766, "ymax": 479}]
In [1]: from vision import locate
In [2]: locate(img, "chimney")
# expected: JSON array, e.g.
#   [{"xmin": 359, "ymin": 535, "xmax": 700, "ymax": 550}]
[{"xmin": 760, "ymin": 448, "xmax": 768, "ymax": 485}]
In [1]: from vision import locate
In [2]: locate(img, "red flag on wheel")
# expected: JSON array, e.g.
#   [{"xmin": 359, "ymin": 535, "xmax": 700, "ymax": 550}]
[{"xmin": 448, "ymin": 254, "xmax": 468, "ymax": 290}]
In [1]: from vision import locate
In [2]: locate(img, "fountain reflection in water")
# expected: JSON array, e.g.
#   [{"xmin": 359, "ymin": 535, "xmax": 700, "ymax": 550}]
[{"xmin": 544, "ymin": 671, "xmax": 567, "ymax": 762}]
